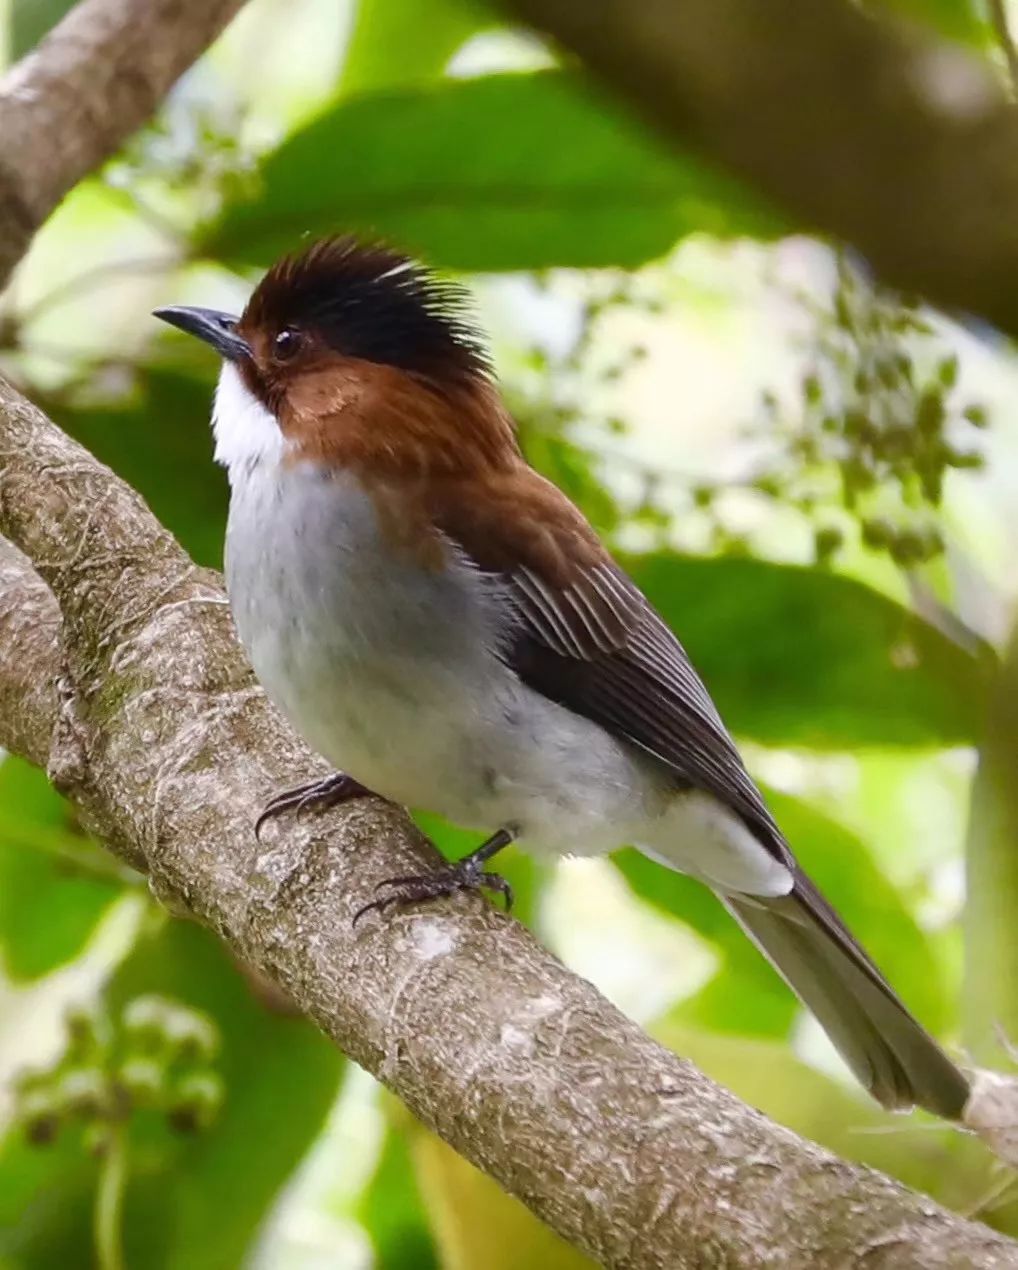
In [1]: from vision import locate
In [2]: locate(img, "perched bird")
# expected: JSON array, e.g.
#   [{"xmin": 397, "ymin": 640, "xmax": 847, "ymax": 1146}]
[{"xmin": 154, "ymin": 235, "xmax": 969, "ymax": 1120}]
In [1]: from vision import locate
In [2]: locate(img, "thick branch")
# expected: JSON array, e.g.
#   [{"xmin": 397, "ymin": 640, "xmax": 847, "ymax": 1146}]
[
  {"xmin": 0, "ymin": 540, "xmax": 59, "ymax": 767},
  {"xmin": 0, "ymin": 0, "xmax": 245, "ymax": 286},
  {"xmin": 503, "ymin": 0, "xmax": 1018, "ymax": 338},
  {"xmin": 0, "ymin": 387, "xmax": 1015, "ymax": 1266}
]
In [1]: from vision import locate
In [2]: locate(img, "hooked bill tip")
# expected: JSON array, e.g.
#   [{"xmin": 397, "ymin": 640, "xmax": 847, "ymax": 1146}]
[{"xmin": 153, "ymin": 304, "xmax": 250, "ymax": 361}]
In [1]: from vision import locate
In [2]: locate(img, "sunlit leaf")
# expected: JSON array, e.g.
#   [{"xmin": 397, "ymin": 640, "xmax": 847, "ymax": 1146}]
[
  {"xmin": 341, "ymin": 0, "xmax": 492, "ymax": 96},
  {"xmin": 203, "ymin": 71, "xmax": 782, "ymax": 272},
  {"xmin": 872, "ymin": 0, "xmax": 989, "ymax": 45}
]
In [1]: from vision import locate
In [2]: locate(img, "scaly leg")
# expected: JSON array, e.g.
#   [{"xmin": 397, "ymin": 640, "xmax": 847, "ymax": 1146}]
[{"xmin": 353, "ymin": 827, "xmax": 516, "ymax": 925}]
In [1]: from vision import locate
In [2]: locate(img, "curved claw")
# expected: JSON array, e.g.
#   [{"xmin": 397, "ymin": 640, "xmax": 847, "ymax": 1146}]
[
  {"xmin": 353, "ymin": 868, "xmax": 513, "ymax": 926},
  {"xmin": 373, "ymin": 873, "xmax": 429, "ymax": 894},
  {"xmin": 485, "ymin": 875, "xmax": 514, "ymax": 912},
  {"xmin": 352, "ymin": 894, "xmax": 399, "ymax": 927},
  {"xmin": 255, "ymin": 772, "xmax": 373, "ymax": 841}
]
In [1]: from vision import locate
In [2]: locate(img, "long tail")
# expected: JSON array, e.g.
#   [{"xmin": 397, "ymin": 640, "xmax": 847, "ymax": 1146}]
[{"xmin": 723, "ymin": 874, "xmax": 969, "ymax": 1120}]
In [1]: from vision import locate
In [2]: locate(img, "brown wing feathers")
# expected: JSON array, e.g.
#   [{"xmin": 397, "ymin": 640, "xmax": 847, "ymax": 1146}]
[{"xmin": 426, "ymin": 464, "xmax": 790, "ymax": 861}]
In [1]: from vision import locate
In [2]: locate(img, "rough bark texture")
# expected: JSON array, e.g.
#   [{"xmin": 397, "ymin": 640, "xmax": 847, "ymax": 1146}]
[
  {"xmin": 503, "ymin": 0, "xmax": 1018, "ymax": 339},
  {"xmin": 0, "ymin": 381, "xmax": 1016, "ymax": 1269},
  {"xmin": 0, "ymin": 0, "xmax": 245, "ymax": 286}
]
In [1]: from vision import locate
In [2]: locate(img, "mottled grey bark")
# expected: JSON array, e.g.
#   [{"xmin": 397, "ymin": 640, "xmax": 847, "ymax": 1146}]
[
  {"xmin": 0, "ymin": 378, "xmax": 1016, "ymax": 1269},
  {"xmin": 0, "ymin": 0, "xmax": 245, "ymax": 287},
  {"xmin": 502, "ymin": 0, "xmax": 1018, "ymax": 339}
]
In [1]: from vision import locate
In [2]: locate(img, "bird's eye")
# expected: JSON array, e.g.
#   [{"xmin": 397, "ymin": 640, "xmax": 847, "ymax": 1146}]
[{"xmin": 273, "ymin": 327, "xmax": 302, "ymax": 361}]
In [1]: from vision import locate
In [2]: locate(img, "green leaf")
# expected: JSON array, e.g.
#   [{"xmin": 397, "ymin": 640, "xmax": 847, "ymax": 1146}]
[
  {"xmin": 8, "ymin": 0, "xmax": 76, "ymax": 60},
  {"xmin": 113, "ymin": 922, "xmax": 343, "ymax": 1270},
  {"xmin": 0, "ymin": 920, "xmax": 344, "ymax": 1269},
  {"xmin": 0, "ymin": 757, "xmax": 125, "ymax": 981},
  {"xmin": 202, "ymin": 71, "xmax": 782, "ymax": 272},
  {"xmin": 358, "ymin": 1114, "xmax": 439, "ymax": 1269},
  {"xmin": 623, "ymin": 552, "xmax": 987, "ymax": 748},
  {"xmin": 614, "ymin": 784, "xmax": 953, "ymax": 1038},
  {"xmin": 341, "ymin": 0, "xmax": 491, "ymax": 96},
  {"xmin": 872, "ymin": 0, "xmax": 989, "ymax": 46}
]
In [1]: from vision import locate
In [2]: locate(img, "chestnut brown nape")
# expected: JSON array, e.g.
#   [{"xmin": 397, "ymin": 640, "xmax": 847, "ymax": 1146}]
[{"xmin": 241, "ymin": 235, "xmax": 492, "ymax": 386}]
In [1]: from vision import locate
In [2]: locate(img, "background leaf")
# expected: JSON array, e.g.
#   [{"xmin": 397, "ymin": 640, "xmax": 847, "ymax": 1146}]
[
  {"xmin": 340, "ymin": 0, "xmax": 492, "ymax": 96},
  {"xmin": 625, "ymin": 552, "xmax": 988, "ymax": 748},
  {"xmin": 111, "ymin": 921, "xmax": 343, "ymax": 1270},
  {"xmin": 7, "ymin": 0, "xmax": 77, "ymax": 61},
  {"xmin": 357, "ymin": 1114, "xmax": 440, "ymax": 1270},
  {"xmin": 43, "ymin": 368, "xmax": 228, "ymax": 570},
  {"xmin": 0, "ymin": 919, "xmax": 343, "ymax": 1269},
  {"xmin": 873, "ymin": 0, "xmax": 989, "ymax": 45},
  {"xmin": 203, "ymin": 71, "xmax": 782, "ymax": 272},
  {"xmin": 0, "ymin": 757, "xmax": 125, "ymax": 982}
]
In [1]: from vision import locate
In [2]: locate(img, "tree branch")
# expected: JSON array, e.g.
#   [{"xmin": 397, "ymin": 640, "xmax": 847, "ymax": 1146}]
[
  {"xmin": 0, "ymin": 0, "xmax": 246, "ymax": 287},
  {"xmin": 0, "ymin": 386, "xmax": 1015, "ymax": 1267},
  {"xmin": 502, "ymin": 0, "xmax": 1018, "ymax": 338},
  {"xmin": 0, "ymin": 539, "xmax": 59, "ymax": 768}
]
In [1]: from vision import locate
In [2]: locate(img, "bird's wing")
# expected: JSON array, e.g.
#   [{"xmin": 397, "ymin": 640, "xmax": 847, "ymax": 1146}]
[{"xmin": 429, "ymin": 466, "xmax": 790, "ymax": 864}]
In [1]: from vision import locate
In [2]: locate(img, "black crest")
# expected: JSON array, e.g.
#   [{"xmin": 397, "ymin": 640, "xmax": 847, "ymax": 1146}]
[{"xmin": 243, "ymin": 235, "xmax": 491, "ymax": 382}]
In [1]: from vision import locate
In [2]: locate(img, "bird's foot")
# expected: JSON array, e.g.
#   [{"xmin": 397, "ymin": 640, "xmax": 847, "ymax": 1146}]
[
  {"xmin": 255, "ymin": 772, "xmax": 373, "ymax": 840},
  {"xmin": 353, "ymin": 827, "xmax": 515, "ymax": 925}
]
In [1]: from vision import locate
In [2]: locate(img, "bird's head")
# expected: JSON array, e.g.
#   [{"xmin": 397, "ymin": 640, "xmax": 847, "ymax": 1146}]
[{"xmin": 154, "ymin": 235, "xmax": 514, "ymax": 480}]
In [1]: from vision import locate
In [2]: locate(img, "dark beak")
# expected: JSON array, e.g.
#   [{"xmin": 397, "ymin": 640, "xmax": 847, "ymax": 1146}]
[{"xmin": 153, "ymin": 306, "xmax": 251, "ymax": 361}]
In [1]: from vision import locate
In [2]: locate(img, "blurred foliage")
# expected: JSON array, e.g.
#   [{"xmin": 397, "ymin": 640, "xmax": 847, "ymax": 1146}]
[
  {"xmin": 8, "ymin": 0, "xmax": 77, "ymax": 60},
  {"xmin": 0, "ymin": 918, "xmax": 343, "ymax": 1269},
  {"xmin": 203, "ymin": 71, "xmax": 783, "ymax": 272},
  {"xmin": 340, "ymin": 0, "xmax": 492, "ymax": 96},
  {"xmin": 872, "ymin": 0, "xmax": 990, "ymax": 45},
  {"xmin": 1, "ymin": 0, "xmax": 1015, "ymax": 1263},
  {"xmin": 0, "ymin": 759, "xmax": 127, "ymax": 983},
  {"xmin": 357, "ymin": 1114, "xmax": 440, "ymax": 1269},
  {"xmin": 729, "ymin": 255, "xmax": 991, "ymax": 569}
]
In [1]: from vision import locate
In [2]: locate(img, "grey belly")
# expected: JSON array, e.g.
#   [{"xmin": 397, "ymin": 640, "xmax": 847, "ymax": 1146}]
[{"xmin": 224, "ymin": 464, "xmax": 664, "ymax": 853}]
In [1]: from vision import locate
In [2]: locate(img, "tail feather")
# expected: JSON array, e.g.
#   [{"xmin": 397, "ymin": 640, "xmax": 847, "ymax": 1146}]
[{"xmin": 723, "ymin": 876, "xmax": 969, "ymax": 1121}]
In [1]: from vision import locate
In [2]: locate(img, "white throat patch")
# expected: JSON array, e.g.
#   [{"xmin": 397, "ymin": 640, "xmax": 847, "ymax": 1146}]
[{"xmin": 212, "ymin": 362, "xmax": 287, "ymax": 479}]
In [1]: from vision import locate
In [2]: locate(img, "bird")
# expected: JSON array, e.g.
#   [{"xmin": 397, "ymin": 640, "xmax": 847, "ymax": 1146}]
[{"xmin": 154, "ymin": 234, "xmax": 970, "ymax": 1121}]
